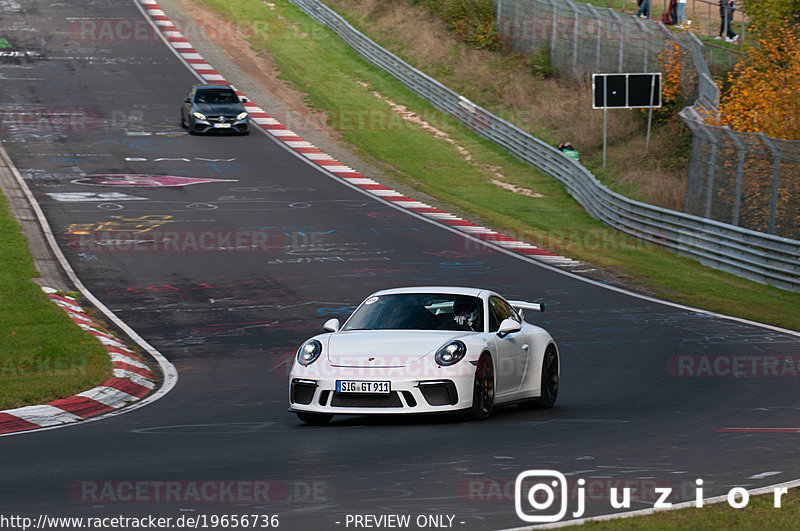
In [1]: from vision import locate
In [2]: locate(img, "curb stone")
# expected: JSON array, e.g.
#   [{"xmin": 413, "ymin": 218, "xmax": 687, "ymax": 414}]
[
  {"xmin": 0, "ymin": 288, "xmax": 157, "ymax": 435},
  {"xmin": 137, "ymin": 0, "xmax": 584, "ymax": 268}
]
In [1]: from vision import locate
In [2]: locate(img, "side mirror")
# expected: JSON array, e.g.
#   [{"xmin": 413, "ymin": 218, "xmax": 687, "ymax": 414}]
[
  {"xmin": 497, "ymin": 318, "xmax": 521, "ymax": 338},
  {"xmin": 240, "ymin": 96, "xmax": 249, "ymax": 103},
  {"xmin": 183, "ymin": 98, "xmax": 191, "ymax": 103},
  {"xmin": 324, "ymin": 318, "xmax": 340, "ymax": 332}
]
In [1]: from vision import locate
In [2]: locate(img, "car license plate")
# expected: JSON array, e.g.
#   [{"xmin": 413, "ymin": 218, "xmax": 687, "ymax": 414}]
[
  {"xmin": 213, "ymin": 123, "xmax": 231, "ymax": 128},
  {"xmin": 335, "ymin": 380, "xmax": 390, "ymax": 394}
]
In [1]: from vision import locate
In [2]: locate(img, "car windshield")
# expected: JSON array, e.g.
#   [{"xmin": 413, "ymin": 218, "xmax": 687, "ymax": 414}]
[
  {"xmin": 195, "ymin": 88, "xmax": 238, "ymax": 104},
  {"xmin": 342, "ymin": 293, "xmax": 484, "ymax": 332}
]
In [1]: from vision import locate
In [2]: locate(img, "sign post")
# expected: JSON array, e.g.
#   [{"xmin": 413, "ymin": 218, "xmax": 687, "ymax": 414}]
[{"xmin": 592, "ymin": 73, "xmax": 662, "ymax": 168}]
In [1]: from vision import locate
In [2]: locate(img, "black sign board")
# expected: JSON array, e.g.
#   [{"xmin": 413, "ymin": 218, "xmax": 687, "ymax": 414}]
[{"xmin": 593, "ymin": 73, "xmax": 661, "ymax": 109}]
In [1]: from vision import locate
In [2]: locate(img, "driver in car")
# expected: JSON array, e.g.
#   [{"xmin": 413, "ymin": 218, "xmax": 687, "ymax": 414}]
[{"xmin": 453, "ymin": 300, "xmax": 481, "ymax": 331}]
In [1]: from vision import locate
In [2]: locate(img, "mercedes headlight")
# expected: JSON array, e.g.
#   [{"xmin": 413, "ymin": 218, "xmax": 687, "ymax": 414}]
[
  {"xmin": 192, "ymin": 111, "xmax": 207, "ymax": 121},
  {"xmin": 297, "ymin": 339, "xmax": 323, "ymax": 366},
  {"xmin": 434, "ymin": 340, "xmax": 466, "ymax": 366},
  {"xmin": 236, "ymin": 111, "xmax": 248, "ymax": 120}
]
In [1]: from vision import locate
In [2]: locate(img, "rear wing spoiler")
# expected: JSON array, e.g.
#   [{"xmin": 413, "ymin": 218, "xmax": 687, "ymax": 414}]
[{"xmin": 508, "ymin": 299, "xmax": 545, "ymax": 315}]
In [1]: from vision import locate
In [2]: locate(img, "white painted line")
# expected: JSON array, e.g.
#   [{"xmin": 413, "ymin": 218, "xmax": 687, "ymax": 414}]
[
  {"xmin": 4, "ymin": 405, "xmax": 82, "ymax": 427},
  {"xmin": 749, "ymin": 471, "xmax": 782, "ymax": 479}
]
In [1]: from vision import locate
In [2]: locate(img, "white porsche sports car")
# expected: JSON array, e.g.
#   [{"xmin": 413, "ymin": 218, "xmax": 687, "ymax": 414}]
[{"xmin": 288, "ymin": 287, "xmax": 559, "ymax": 424}]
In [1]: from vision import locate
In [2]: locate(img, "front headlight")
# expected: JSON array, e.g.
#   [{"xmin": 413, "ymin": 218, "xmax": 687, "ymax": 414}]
[
  {"xmin": 434, "ymin": 340, "xmax": 466, "ymax": 366},
  {"xmin": 297, "ymin": 339, "xmax": 323, "ymax": 366},
  {"xmin": 192, "ymin": 111, "xmax": 207, "ymax": 121},
  {"xmin": 236, "ymin": 111, "xmax": 248, "ymax": 120}
]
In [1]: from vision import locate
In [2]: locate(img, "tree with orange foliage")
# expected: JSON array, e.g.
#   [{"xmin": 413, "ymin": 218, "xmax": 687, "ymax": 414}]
[{"xmin": 714, "ymin": 23, "xmax": 800, "ymax": 140}]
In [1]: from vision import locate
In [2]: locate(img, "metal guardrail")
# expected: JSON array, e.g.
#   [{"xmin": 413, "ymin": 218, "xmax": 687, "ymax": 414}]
[{"xmin": 289, "ymin": 0, "xmax": 800, "ymax": 292}]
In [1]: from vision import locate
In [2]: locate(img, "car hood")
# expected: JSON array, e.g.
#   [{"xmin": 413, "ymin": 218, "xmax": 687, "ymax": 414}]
[
  {"xmin": 326, "ymin": 330, "xmax": 469, "ymax": 367},
  {"xmin": 193, "ymin": 102, "xmax": 245, "ymax": 115}
]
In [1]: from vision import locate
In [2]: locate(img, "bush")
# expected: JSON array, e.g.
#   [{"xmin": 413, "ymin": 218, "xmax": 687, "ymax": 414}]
[{"xmin": 411, "ymin": 0, "xmax": 500, "ymax": 50}]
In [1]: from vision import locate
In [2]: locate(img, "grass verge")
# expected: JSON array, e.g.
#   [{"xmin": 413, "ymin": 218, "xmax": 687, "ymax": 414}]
[
  {"xmin": 195, "ymin": 0, "xmax": 800, "ymax": 331},
  {"xmin": 580, "ymin": 487, "xmax": 800, "ymax": 529},
  {"xmin": 0, "ymin": 191, "xmax": 112, "ymax": 410}
]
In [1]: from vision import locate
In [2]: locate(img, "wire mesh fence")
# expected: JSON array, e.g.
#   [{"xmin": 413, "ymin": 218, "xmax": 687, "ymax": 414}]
[
  {"xmin": 291, "ymin": 0, "xmax": 799, "ymax": 291},
  {"xmin": 497, "ymin": 0, "xmax": 799, "ymax": 240},
  {"xmin": 682, "ymin": 108, "xmax": 800, "ymax": 239},
  {"xmin": 496, "ymin": 0, "xmax": 719, "ymax": 106}
]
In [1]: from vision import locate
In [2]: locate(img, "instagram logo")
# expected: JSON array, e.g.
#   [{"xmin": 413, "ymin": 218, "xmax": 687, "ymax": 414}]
[{"xmin": 514, "ymin": 470, "xmax": 568, "ymax": 523}]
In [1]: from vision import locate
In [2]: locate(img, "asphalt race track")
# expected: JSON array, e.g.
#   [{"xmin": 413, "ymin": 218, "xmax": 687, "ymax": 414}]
[{"xmin": 1, "ymin": 1, "xmax": 800, "ymax": 529}]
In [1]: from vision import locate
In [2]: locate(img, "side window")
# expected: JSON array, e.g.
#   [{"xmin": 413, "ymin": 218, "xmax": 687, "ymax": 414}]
[{"xmin": 488, "ymin": 297, "xmax": 514, "ymax": 332}]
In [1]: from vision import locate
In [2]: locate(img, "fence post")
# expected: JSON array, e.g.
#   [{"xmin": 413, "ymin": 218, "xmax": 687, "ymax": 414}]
[
  {"xmin": 758, "ymin": 133, "xmax": 782, "ymax": 235},
  {"xmin": 704, "ymin": 137, "xmax": 718, "ymax": 219},
  {"xmin": 587, "ymin": 4, "xmax": 603, "ymax": 74},
  {"xmin": 512, "ymin": 0, "xmax": 518, "ymax": 44},
  {"xmin": 550, "ymin": 0, "xmax": 558, "ymax": 68},
  {"xmin": 609, "ymin": 9, "xmax": 625, "ymax": 71},
  {"xmin": 633, "ymin": 16, "xmax": 649, "ymax": 72},
  {"xmin": 722, "ymin": 127, "xmax": 746, "ymax": 226},
  {"xmin": 568, "ymin": 0, "xmax": 579, "ymax": 80},
  {"xmin": 741, "ymin": 10, "xmax": 747, "ymax": 43},
  {"xmin": 497, "ymin": 0, "xmax": 503, "ymax": 26},
  {"xmin": 531, "ymin": 0, "xmax": 537, "ymax": 47}
]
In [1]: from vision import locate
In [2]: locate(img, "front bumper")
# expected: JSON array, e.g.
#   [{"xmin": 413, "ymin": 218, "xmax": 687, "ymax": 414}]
[
  {"xmin": 288, "ymin": 369, "xmax": 476, "ymax": 416},
  {"xmin": 191, "ymin": 118, "xmax": 249, "ymax": 134}
]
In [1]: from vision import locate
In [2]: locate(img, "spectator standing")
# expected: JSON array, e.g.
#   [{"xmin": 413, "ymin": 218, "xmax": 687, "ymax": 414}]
[
  {"xmin": 662, "ymin": 0, "xmax": 678, "ymax": 24},
  {"xmin": 676, "ymin": 0, "xmax": 688, "ymax": 28},
  {"xmin": 636, "ymin": 0, "xmax": 650, "ymax": 18},
  {"xmin": 716, "ymin": 0, "xmax": 738, "ymax": 42}
]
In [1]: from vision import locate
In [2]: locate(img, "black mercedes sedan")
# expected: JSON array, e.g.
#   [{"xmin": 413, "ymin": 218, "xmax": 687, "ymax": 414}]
[{"xmin": 180, "ymin": 84, "xmax": 249, "ymax": 135}]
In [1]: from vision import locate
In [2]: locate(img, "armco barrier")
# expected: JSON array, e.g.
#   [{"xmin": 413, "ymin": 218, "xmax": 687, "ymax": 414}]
[{"xmin": 289, "ymin": 0, "xmax": 800, "ymax": 292}]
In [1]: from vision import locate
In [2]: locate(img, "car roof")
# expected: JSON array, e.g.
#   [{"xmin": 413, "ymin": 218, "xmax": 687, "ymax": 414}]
[{"xmin": 369, "ymin": 286, "xmax": 492, "ymax": 298}]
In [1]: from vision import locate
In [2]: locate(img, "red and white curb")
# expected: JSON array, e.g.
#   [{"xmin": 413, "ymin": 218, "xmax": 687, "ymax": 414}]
[
  {"xmin": 0, "ymin": 287, "xmax": 155, "ymax": 435},
  {"xmin": 137, "ymin": 0, "xmax": 584, "ymax": 269}
]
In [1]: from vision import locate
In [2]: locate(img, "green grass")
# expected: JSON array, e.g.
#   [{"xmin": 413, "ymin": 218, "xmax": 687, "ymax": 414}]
[
  {"xmin": 576, "ymin": 487, "xmax": 800, "ymax": 529},
  {"xmin": 195, "ymin": 0, "xmax": 800, "ymax": 332},
  {"xmin": 0, "ymin": 191, "xmax": 112, "ymax": 410}
]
